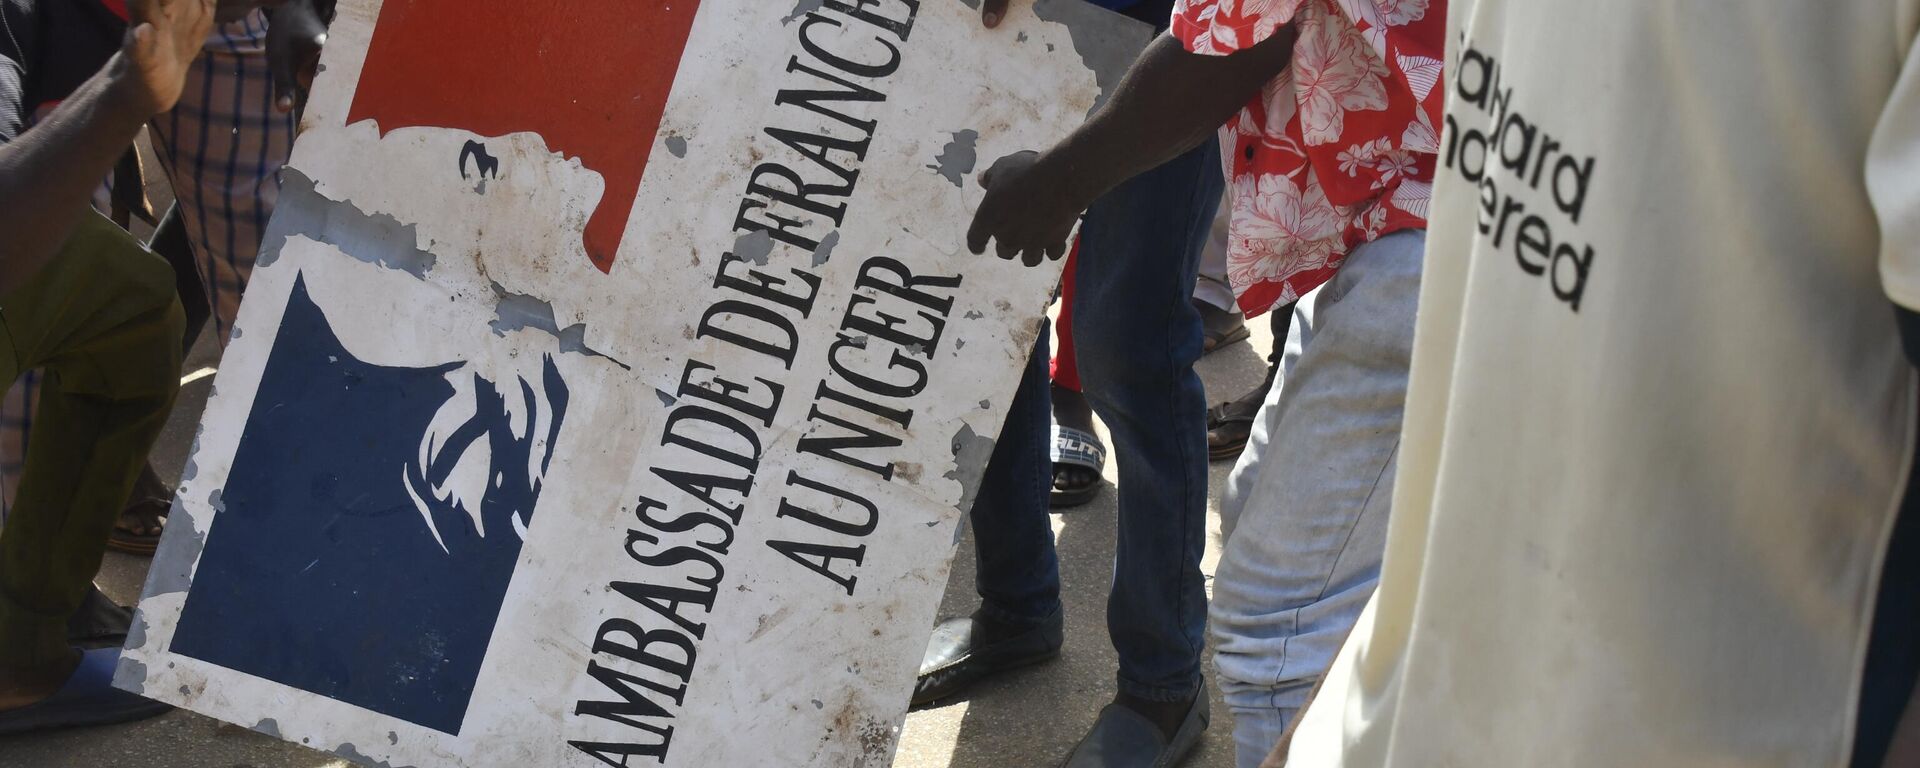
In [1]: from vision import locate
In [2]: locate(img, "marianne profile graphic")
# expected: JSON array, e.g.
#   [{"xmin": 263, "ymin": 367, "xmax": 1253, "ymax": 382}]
[{"xmin": 171, "ymin": 274, "xmax": 570, "ymax": 734}]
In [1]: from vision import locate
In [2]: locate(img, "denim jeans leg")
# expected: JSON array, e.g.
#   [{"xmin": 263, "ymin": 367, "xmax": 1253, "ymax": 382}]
[
  {"xmin": 1072, "ymin": 137, "xmax": 1225, "ymax": 701},
  {"xmin": 969, "ymin": 326, "xmax": 1062, "ymax": 626}
]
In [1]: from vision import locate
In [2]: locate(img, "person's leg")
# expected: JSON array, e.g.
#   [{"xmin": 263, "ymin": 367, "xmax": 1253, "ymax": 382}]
[
  {"xmin": 0, "ymin": 213, "xmax": 185, "ymax": 705},
  {"xmin": 1071, "ymin": 136, "xmax": 1224, "ymax": 710},
  {"xmin": 1210, "ymin": 231, "xmax": 1425, "ymax": 768},
  {"xmin": 1190, "ymin": 189, "xmax": 1247, "ymax": 355},
  {"xmin": 1054, "ymin": 244, "xmax": 1082, "ymax": 394},
  {"xmin": 0, "ymin": 374, "xmax": 38, "ymax": 520},
  {"xmin": 915, "ymin": 329, "xmax": 1062, "ymax": 704},
  {"xmin": 147, "ymin": 12, "xmax": 292, "ymax": 350},
  {"xmin": 1206, "ymin": 301, "xmax": 1295, "ymax": 463},
  {"xmin": 1191, "ymin": 191, "xmax": 1234, "ymax": 313},
  {"xmin": 1051, "ymin": 243, "xmax": 1106, "ymax": 507},
  {"xmin": 1267, "ymin": 307, "xmax": 1291, "ymax": 368},
  {"xmin": 972, "ymin": 328, "xmax": 1061, "ymax": 624}
]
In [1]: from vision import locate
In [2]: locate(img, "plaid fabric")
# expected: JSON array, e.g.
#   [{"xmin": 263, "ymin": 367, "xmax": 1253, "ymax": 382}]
[
  {"xmin": 149, "ymin": 11, "xmax": 292, "ymax": 348},
  {"xmin": 0, "ymin": 12, "xmax": 292, "ymax": 520}
]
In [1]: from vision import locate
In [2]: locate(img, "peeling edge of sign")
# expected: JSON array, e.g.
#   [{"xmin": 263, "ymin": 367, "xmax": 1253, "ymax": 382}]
[
  {"xmin": 489, "ymin": 282, "xmax": 634, "ymax": 370},
  {"xmin": 333, "ymin": 742, "xmax": 415, "ymax": 768},
  {"xmin": 140, "ymin": 494, "xmax": 207, "ymax": 599},
  {"xmin": 110, "ymin": 612, "xmax": 151, "ymax": 692},
  {"xmin": 1031, "ymin": 0, "xmax": 1156, "ymax": 114},
  {"xmin": 258, "ymin": 169, "xmax": 438, "ymax": 280},
  {"xmin": 783, "ymin": 0, "xmax": 827, "ymax": 25},
  {"xmin": 927, "ymin": 130, "xmax": 979, "ymax": 188},
  {"xmin": 963, "ymin": 0, "xmax": 1153, "ymax": 115},
  {"xmin": 945, "ymin": 424, "xmax": 997, "ymax": 517}
]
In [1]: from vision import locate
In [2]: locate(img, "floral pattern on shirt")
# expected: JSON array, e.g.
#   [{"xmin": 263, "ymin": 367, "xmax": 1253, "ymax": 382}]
[{"xmin": 1173, "ymin": 0, "xmax": 1445, "ymax": 316}]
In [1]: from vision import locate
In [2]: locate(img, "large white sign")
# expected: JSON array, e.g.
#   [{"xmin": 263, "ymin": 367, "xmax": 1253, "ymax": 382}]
[{"xmin": 116, "ymin": 1, "xmax": 1147, "ymax": 766}]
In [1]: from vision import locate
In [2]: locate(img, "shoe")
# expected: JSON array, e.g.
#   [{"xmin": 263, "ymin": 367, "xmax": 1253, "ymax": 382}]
[
  {"xmin": 0, "ymin": 648, "xmax": 173, "ymax": 735},
  {"xmin": 1060, "ymin": 684, "xmax": 1210, "ymax": 768},
  {"xmin": 913, "ymin": 608, "xmax": 1063, "ymax": 706}
]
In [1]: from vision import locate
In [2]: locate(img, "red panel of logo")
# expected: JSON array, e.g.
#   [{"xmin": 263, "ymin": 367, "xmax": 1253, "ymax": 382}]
[{"xmin": 347, "ymin": 0, "xmax": 703, "ymax": 273}]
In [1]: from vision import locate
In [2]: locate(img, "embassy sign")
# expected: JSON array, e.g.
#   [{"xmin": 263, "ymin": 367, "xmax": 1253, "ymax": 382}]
[{"xmin": 115, "ymin": 1, "xmax": 1147, "ymax": 765}]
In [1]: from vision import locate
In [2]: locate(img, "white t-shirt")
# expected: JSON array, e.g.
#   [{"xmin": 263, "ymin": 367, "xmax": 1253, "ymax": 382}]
[{"xmin": 1287, "ymin": 2, "xmax": 1920, "ymax": 765}]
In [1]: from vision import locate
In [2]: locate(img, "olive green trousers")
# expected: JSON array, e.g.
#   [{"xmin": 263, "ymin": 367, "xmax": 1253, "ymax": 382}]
[{"xmin": 0, "ymin": 212, "xmax": 182, "ymax": 669}]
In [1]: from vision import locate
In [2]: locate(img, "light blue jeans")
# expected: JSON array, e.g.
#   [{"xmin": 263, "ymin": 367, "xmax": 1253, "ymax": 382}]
[{"xmin": 1210, "ymin": 230, "xmax": 1425, "ymax": 768}]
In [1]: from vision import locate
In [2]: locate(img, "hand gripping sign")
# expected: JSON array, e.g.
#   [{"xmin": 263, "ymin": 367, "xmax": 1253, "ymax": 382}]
[{"xmin": 116, "ymin": 1, "xmax": 1149, "ymax": 766}]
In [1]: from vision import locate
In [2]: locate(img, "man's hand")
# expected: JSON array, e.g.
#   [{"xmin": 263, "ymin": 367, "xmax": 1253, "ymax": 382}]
[
  {"xmin": 120, "ymin": 0, "xmax": 216, "ymax": 117},
  {"xmin": 966, "ymin": 151, "xmax": 1088, "ymax": 266},
  {"xmin": 979, "ymin": 0, "xmax": 1011, "ymax": 28},
  {"xmin": 267, "ymin": 0, "xmax": 328, "ymax": 113}
]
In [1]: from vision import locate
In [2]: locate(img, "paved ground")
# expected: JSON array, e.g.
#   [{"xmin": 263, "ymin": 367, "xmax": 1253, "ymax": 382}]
[{"xmin": 0, "ymin": 305, "xmax": 1277, "ymax": 768}]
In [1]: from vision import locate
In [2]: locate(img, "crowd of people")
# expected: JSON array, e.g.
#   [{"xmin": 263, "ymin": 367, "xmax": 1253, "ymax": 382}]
[
  {"xmin": 0, "ymin": 0, "xmax": 1917, "ymax": 767},
  {"xmin": 0, "ymin": 0, "xmax": 325, "ymax": 738}
]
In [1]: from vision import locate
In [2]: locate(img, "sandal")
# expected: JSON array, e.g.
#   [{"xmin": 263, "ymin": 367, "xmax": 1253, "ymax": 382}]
[
  {"xmin": 1207, "ymin": 399, "xmax": 1261, "ymax": 462},
  {"xmin": 1050, "ymin": 424, "xmax": 1107, "ymax": 508},
  {"xmin": 0, "ymin": 648, "xmax": 173, "ymax": 735},
  {"xmin": 1197, "ymin": 299, "xmax": 1250, "ymax": 356},
  {"xmin": 108, "ymin": 495, "xmax": 169, "ymax": 556}
]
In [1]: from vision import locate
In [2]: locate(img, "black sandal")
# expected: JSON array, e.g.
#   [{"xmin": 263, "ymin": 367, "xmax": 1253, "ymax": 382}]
[
  {"xmin": 1207, "ymin": 399, "xmax": 1261, "ymax": 462},
  {"xmin": 1050, "ymin": 424, "xmax": 1106, "ymax": 508},
  {"xmin": 1197, "ymin": 299, "xmax": 1250, "ymax": 355},
  {"xmin": 107, "ymin": 495, "xmax": 168, "ymax": 556}
]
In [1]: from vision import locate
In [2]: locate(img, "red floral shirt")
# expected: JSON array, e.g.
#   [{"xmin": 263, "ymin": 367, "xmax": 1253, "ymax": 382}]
[{"xmin": 1172, "ymin": 0, "xmax": 1446, "ymax": 316}]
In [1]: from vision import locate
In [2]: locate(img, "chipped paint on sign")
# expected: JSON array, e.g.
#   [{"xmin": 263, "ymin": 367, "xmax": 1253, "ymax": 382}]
[{"xmin": 120, "ymin": 1, "xmax": 1151, "ymax": 766}]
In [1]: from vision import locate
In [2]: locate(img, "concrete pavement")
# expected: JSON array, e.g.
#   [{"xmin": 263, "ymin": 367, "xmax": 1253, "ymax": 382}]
[{"xmin": 0, "ymin": 309, "xmax": 1278, "ymax": 768}]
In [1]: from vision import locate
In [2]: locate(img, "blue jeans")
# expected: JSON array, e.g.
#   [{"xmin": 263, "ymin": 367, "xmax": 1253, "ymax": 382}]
[{"xmin": 969, "ymin": 137, "xmax": 1224, "ymax": 702}]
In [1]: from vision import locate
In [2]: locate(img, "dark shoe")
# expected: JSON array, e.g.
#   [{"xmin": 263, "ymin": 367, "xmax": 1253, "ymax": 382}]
[
  {"xmin": 1060, "ymin": 685, "xmax": 1210, "ymax": 768},
  {"xmin": 66, "ymin": 585, "xmax": 134, "ymax": 649},
  {"xmin": 0, "ymin": 648, "xmax": 173, "ymax": 736},
  {"xmin": 913, "ymin": 608, "xmax": 1064, "ymax": 706}
]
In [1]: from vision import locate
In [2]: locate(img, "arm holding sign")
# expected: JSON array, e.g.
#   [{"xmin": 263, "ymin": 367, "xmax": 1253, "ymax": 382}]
[
  {"xmin": 966, "ymin": 29, "xmax": 1296, "ymax": 265},
  {"xmin": 266, "ymin": 0, "xmax": 331, "ymax": 112},
  {"xmin": 0, "ymin": 0, "xmax": 213, "ymax": 294}
]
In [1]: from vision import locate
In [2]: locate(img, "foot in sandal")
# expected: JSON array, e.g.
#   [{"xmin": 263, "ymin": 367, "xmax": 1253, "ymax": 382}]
[
  {"xmin": 1050, "ymin": 384, "xmax": 1106, "ymax": 508},
  {"xmin": 108, "ymin": 463, "xmax": 172, "ymax": 556}
]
